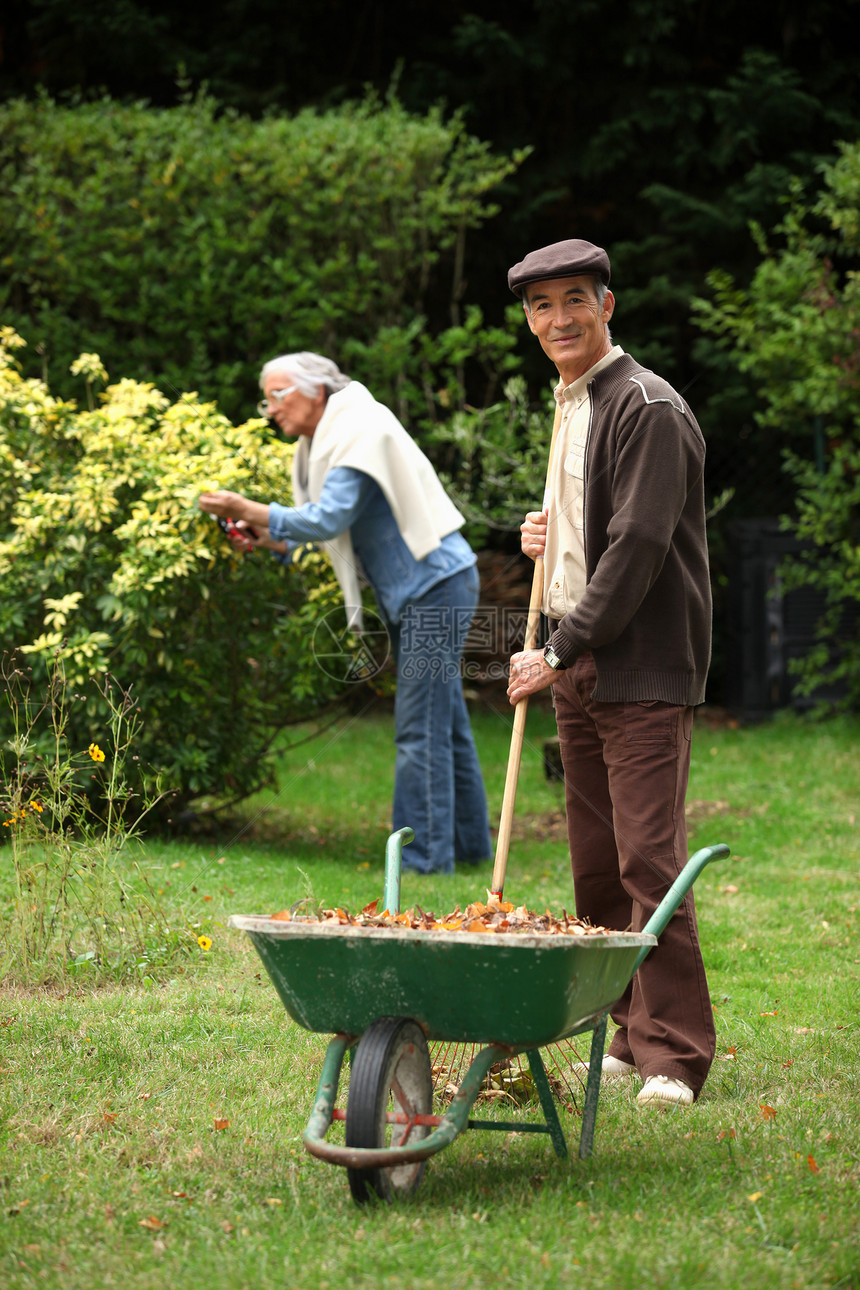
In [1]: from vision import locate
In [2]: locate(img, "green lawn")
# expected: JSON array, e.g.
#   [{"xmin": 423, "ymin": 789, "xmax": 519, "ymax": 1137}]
[{"xmin": 1, "ymin": 699, "xmax": 858, "ymax": 1289}]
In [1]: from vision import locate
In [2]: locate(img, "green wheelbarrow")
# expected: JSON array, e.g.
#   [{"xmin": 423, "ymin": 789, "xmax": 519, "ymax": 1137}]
[{"xmin": 228, "ymin": 829, "xmax": 729, "ymax": 1204}]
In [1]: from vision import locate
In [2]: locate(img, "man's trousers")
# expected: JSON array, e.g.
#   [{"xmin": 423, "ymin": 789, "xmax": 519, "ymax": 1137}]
[{"xmin": 552, "ymin": 653, "xmax": 716, "ymax": 1096}]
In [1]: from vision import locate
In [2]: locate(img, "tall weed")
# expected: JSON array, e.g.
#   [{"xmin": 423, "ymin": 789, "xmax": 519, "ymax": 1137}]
[{"xmin": 0, "ymin": 653, "xmax": 210, "ymax": 985}]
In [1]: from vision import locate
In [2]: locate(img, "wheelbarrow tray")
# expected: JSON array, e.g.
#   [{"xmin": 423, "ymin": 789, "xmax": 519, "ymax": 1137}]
[{"xmin": 227, "ymin": 915, "xmax": 656, "ymax": 1047}]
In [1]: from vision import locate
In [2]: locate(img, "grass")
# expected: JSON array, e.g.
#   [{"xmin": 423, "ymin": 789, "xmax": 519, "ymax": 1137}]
[{"xmin": 1, "ymin": 696, "xmax": 858, "ymax": 1289}]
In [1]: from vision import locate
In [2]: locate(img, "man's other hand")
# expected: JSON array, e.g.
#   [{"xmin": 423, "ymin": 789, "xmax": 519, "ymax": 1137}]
[
  {"xmin": 507, "ymin": 648, "xmax": 557, "ymax": 704},
  {"xmin": 521, "ymin": 509, "xmax": 548, "ymax": 560}
]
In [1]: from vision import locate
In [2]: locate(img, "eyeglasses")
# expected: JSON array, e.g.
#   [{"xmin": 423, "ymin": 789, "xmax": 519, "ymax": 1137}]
[{"xmin": 256, "ymin": 386, "xmax": 296, "ymax": 417}]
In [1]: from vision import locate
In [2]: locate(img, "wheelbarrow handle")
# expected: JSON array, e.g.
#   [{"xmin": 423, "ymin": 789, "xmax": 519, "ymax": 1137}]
[
  {"xmin": 634, "ymin": 843, "xmax": 730, "ymax": 972},
  {"xmin": 382, "ymin": 826, "xmax": 414, "ymax": 915}
]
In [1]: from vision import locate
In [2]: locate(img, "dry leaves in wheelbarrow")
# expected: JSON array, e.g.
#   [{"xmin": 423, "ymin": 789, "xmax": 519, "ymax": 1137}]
[{"xmin": 269, "ymin": 892, "xmax": 616, "ymax": 937}]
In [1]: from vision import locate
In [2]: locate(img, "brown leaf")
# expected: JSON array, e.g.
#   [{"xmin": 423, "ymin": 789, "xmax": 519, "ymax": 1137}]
[
  {"xmin": 760, "ymin": 1104, "xmax": 777, "ymax": 1121},
  {"xmin": 139, "ymin": 1215, "xmax": 165, "ymax": 1231},
  {"xmin": 214, "ymin": 1118, "xmax": 230, "ymax": 1131},
  {"xmin": 807, "ymin": 1155, "xmax": 821, "ymax": 1173},
  {"xmin": 266, "ymin": 896, "xmax": 615, "ymax": 937}
]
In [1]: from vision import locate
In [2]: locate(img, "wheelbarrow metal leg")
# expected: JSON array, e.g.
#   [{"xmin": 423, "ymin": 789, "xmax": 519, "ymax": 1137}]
[
  {"xmin": 304, "ymin": 1033, "xmax": 353, "ymax": 1147},
  {"xmin": 524, "ymin": 1048, "xmax": 568, "ymax": 1159},
  {"xmin": 578, "ymin": 1012, "xmax": 608, "ymax": 1159}
]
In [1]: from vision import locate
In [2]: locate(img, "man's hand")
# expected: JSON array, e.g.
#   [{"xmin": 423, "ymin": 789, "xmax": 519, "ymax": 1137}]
[
  {"xmin": 507, "ymin": 648, "xmax": 558, "ymax": 705},
  {"xmin": 521, "ymin": 509, "xmax": 548, "ymax": 560}
]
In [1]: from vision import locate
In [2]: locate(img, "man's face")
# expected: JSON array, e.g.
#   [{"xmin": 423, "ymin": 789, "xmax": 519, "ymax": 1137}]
[
  {"xmin": 523, "ymin": 275, "xmax": 614, "ymax": 383},
  {"xmin": 262, "ymin": 372, "xmax": 326, "ymax": 438}
]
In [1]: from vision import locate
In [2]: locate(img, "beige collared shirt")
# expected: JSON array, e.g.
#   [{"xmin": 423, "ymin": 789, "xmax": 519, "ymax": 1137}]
[{"xmin": 544, "ymin": 345, "xmax": 624, "ymax": 619}]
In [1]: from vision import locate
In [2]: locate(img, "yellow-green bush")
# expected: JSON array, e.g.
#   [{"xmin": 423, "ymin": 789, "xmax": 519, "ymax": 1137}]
[{"xmin": 0, "ymin": 327, "xmax": 355, "ymax": 814}]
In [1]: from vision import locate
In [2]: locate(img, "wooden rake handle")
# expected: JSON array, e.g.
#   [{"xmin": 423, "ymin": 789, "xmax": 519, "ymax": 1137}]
[{"xmin": 490, "ymin": 400, "xmax": 563, "ymax": 898}]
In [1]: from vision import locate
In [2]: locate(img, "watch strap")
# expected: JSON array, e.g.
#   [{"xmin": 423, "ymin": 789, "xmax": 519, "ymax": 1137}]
[{"xmin": 543, "ymin": 643, "xmax": 567, "ymax": 671}]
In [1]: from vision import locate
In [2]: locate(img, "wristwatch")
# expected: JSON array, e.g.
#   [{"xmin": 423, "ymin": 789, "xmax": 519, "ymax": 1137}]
[{"xmin": 543, "ymin": 642, "xmax": 567, "ymax": 671}]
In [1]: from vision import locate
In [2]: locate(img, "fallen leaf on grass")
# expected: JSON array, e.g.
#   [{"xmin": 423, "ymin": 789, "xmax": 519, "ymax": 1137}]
[
  {"xmin": 139, "ymin": 1216, "xmax": 165, "ymax": 1231},
  {"xmin": 214, "ymin": 1118, "xmax": 230, "ymax": 1131},
  {"xmin": 747, "ymin": 1192, "xmax": 764, "ymax": 1203},
  {"xmin": 807, "ymin": 1155, "xmax": 821, "ymax": 1174},
  {"xmin": 760, "ymin": 1105, "xmax": 777, "ymax": 1121},
  {"xmin": 717, "ymin": 1128, "xmax": 737, "ymax": 1142}
]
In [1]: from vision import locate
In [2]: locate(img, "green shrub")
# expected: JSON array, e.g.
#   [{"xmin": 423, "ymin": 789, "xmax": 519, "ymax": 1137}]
[
  {"xmin": 0, "ymin": 90, "xmax": 525, "ymax": 428},
  {"xmin": 693, "ymin": 141, "xmax": 860, "ymax": 710},
  {"xmin": 0, "ymin": 327, "xmax": 361, "ymax": 814}
]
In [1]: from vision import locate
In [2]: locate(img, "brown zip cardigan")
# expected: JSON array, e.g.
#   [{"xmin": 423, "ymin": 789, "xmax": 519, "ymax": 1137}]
[{"xmin": 546, "ymin": 352, "xmax": 712, "ymax": 705}]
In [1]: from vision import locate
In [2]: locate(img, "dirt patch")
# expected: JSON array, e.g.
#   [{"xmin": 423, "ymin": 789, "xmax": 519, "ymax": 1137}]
[
  {"xmin": 505, "ymin": 799, "xmax": 734, "ymax": 844},
  {"xmin": 507, "ymin": 810, "xmax": 569, "ymax": 843}
]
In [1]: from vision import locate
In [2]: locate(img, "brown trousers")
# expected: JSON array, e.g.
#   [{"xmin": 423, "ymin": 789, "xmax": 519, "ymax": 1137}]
[{"xmin": 552, "ymin": 654, "xmax": 716, "ymax": 1096}]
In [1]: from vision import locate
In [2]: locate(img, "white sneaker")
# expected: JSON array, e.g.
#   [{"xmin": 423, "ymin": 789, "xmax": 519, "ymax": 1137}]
[
  {"xmin": 573, "ymin": 1055, "xmax": 637, "ymax": 1083},
  {"xmin": 636, "ymin": 1075, "xmax": 694, "ymax": 1109}
]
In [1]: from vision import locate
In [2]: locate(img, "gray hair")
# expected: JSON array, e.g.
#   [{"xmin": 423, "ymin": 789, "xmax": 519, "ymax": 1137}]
[
  {"xmin": 260, "ymin": 352, "xmax": 351, "ymax": 399},
  {"xmin": 522, "ymin": 275, "xmax": 609, "ymax": 317}
]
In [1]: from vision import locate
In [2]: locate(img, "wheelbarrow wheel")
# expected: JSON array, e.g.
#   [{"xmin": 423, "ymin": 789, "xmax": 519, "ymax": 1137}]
[{"xmin": 345, "ymin": 1016, "xmax": 432, "ymax": 1204}]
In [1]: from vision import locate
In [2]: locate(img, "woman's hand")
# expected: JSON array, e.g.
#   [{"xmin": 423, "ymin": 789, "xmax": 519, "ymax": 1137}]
[
  {"xmin": 233, "ymin": 521, "xmax": 287, "ymax": 554},
  {"xmin": 198, "ymin": 491, "xmax": 284, "ymax": 552},
  {"xmin": 198, "ymin": 490, "xmax": 251, "ymax": 520},
  {"xmin": 521, "ymin": 509, "xmax": 548, "ymax": 560}
]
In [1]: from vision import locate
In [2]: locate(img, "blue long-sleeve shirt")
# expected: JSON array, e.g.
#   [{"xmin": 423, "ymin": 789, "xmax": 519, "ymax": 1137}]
[{"xmin": 268, "ymin": 466, "xmax": 475, "ymax": 623}]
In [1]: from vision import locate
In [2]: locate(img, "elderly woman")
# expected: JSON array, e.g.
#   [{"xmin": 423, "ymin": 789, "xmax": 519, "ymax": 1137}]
[{"xmin": 198, "ymin": 352, "xmax": 492, "ymax": 876}]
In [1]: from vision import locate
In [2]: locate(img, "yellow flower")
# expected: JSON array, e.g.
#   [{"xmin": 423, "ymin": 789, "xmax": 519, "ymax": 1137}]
[
  {"xmin": 88, "ymin": 743, "xmax": 106, "ymax": 762},
  {"xmin": 197, "ymin": 935, "xmax": 212, "ymax": 952},
  {"xmin": 30, "ymin": 801, "xmax": 44, "ymax": 813}
]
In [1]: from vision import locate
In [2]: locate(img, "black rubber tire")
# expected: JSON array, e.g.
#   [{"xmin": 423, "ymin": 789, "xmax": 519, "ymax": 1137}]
[{"xmin": 345, "ymin": 1016, "xmax": 433, "ymax": 1204}]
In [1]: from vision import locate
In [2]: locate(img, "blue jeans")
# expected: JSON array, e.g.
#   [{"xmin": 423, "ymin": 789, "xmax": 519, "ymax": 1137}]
[{"xmin": 387, "ymin": 565, "xmax": 492, "ymax": 875}]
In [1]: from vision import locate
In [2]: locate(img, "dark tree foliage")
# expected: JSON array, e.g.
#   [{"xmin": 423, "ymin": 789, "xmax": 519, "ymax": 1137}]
[{"xmin": 4, "ymin": 1, "xmax": 858, "ymax": 396}]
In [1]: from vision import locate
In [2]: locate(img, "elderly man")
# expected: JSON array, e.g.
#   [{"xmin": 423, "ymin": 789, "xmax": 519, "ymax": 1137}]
[
  {"xmin": 505, "ymin": 239, "xmax": 714, "ymax": 1108},
  {"xmin": 199, "ymin": 351, "xmax": 492, "ymax": 877}
]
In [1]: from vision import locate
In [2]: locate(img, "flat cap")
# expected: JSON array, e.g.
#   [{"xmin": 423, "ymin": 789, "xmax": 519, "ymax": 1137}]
[{"xmin": 507, "ymin": 238, "xmax": 611, "ymax": 297}]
